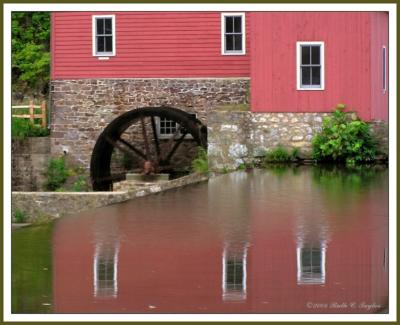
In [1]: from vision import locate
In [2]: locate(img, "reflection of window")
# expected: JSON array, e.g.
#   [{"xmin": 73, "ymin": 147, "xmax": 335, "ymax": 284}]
[
  {"xmin": 93, "ymin": 244, "xmax": 119, "ymax": 297},
  {"xmin": 297, "ymin": 246, "xmax": 326, "ymax": 284},
  {"xmin": 222, "ymin": 247, "xmax": 247, "ymax": 301}
]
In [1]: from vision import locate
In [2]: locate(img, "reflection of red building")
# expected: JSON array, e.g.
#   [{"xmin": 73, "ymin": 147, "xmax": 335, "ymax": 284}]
[{"xmin": 52, "ymin": 171, "xmax": 388, "ymax": 313}]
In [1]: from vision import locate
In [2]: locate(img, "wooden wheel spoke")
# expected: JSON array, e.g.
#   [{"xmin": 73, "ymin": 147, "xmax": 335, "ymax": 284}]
[
  {"xmin": 150, "ymin": 116, "xmax": 161, "ymax": 161},
  {"xmin": 164, "ymin": 131, "xmax": 188, "ymax": 164},
  {"xmin": 105, "ymin": 135, "xmax": 147, "ymax": 161},
  {"xmin": 161, "ymin": 124, "xmax": 182, "ymax": 163},
  {"xmin": 140, "ymin": 115, "xmax": 150, "ymax": 160}
]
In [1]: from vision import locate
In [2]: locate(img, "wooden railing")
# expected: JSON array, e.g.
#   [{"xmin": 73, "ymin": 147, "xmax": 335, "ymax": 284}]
[{"xmin": 12, "ymin": 100, "xmax": 47, "ymax": 128}]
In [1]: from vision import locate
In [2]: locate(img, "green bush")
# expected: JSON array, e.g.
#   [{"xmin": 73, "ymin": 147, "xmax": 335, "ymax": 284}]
[
  {"xmin": 263, "ymin": 145, "xmax": 299, "ymax": 164},
  {"xmin": 12, "ymin": 118, "xmax": 49, "ymax": 139},
  {"xmin": 312, "ymin": 105, "xmax": 377, "ymax": 165},
  {"xmin": 72, "ymin": 175, "xmax": 87, "ymax": 192},
  {"xmin": 191, "ymin": 147, "xmax": 209, "ymax": 173},
  {"xmin": 45, "ymin": 156, "xmax": 69, "ymax": 191},
  {"xmin": 14, "ymin": 209, "xmax": 27, "ymax": 223}
]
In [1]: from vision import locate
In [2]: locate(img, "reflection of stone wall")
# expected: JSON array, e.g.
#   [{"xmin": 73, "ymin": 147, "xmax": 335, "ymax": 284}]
[
  {"xmin": 12, "ymin": 137, "xmax": 51, "ymax": 191},
  {"xmin": 208, "ymin": 111, "xmax": 389, "ymax": 170},
  {"xmin": 50, "ymin": 78, "xmax": 249, "ymax": 169}
]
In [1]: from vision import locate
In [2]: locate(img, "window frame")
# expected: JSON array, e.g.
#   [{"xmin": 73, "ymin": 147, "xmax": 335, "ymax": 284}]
[
  {"xmin": 296, "ymin": 41, "xmax": 325, "ymax": 90},
  {"xmin": 156, "ymin": 115, "xmax": 196, "ymax": 139},
  {"xmin": 221, "ymin": 12, "xmax": 246, "ymax": 56},
  {"xmin": 382, "ymin": 46, "xmax": 387, "ymax": 93},
  {"xmin": 92, "ymin": 15, "xmax": 116, "ymax": 57}
]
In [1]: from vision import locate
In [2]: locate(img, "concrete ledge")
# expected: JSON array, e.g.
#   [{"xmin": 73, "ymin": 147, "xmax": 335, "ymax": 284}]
[{"xmin": 11, "ymin": 172, "xmax": 209, "ymax": 222}]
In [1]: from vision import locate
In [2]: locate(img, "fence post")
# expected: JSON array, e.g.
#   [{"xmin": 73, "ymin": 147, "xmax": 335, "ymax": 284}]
[
  {"xmin": 41, "ymin": 101, "xmax": 47, "ymax": 128},
  {"xmin": 29, "ymin": 100, "xmax": 34, "ymax": 123}
]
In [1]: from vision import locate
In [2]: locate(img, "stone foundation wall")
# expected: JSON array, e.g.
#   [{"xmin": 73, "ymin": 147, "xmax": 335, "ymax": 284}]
[
  {"xmin": 12, "ymin": 172, "xmax": 209, "ymax": 222},
  {"xmin": 50, "ymin": 78, "xmax": 249, "ymax": 169},
  {"xmin": 208, "ymin": 111, "xmax": 389, "ymax": 170},
  {"xmin": 12, "ymin": 137, "xmax": 51, "ymax": 191}
]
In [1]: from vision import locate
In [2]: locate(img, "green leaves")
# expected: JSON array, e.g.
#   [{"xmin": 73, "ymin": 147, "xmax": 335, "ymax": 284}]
[
  {"xmin": 45, "ymin": 156, "xmax": 69, "ymax": 191},
  {"xmin": 192, "ymin": 147, "xmax": 209, "ymax": 173},
  {"xmin": 12, "ymin": 118, "xmax": 49, "ymax": 139},
  {"xmin": 12, "ymin": 12, "xmax": 50, "ymax": 97},
  {"xmin": 312, "ymin": 104, "xmax": 377, "ymax": 165}
]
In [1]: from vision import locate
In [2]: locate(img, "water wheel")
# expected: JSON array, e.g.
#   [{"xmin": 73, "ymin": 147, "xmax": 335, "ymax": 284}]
[{"xmin": 90, "ymin": 106, "xmax": 207, "ymax": 191}]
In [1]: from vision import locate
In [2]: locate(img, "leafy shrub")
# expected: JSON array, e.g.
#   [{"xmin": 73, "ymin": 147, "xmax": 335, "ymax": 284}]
[
  {"xmin": 45, "ymin": 156, "xmax": 69, "ymax": 190},
  {"xmin": 12, "ymin": 118, "xmax": 49, "ymax": 139},
  {"xmin": 191, "ymin": 147, "xmax": 209, "ymax": 173},
  {"xmin": 14, "ymin": 209, "xmax": 27, "ymax": 223},
  {"xmin": 312, "ymin": 105, "xmax": 377, "ymax": 165},
  {"xmin": 72, "ymin": 175, "xmax": 88, "ymax": 192},
  {"xmin": 263, "ymin": 145, "xmax": 299, "ymax": 164}
]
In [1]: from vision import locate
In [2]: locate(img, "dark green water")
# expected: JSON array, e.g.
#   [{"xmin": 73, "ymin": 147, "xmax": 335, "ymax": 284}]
[
  {"xmin": 12, "ymin": 223, "xmax": 53, "ymax": 313},
  {"xmin": 11, "ymin": 165, "xmax": 389, "ymax": 314}
]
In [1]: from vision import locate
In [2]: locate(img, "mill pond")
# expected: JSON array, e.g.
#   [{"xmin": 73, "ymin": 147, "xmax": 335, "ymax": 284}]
[{"xmin": 12, "ymin": 165, "xmax": 388, "ymax": 314}]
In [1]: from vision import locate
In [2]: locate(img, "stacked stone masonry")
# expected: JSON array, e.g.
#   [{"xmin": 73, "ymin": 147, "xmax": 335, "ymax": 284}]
[
  {"xmin": 50, "ymin": 78, "xmax": 250, "ymax": 169},
  {"xmin": 208, "ymin": 111, "xmax": 388, "ymax": 170},
  {"xmin": 12, "ymin": 137, "xmax": 51, "ymax": 191}
]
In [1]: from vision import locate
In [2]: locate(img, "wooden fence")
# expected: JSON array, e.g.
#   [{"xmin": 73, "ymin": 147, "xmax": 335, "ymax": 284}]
[{"xmin": 12, "ymin": 100, "xmax": 47, "ymax": 128}]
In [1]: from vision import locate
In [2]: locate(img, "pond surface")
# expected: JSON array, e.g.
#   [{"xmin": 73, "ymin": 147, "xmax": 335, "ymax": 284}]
[{"xmin": 12, "ymin": 166, "xmax": 389, "ymax": 314}]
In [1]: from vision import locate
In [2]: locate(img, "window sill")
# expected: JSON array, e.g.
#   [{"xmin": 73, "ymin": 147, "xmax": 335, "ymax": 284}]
[
  {"xmin": 297, "ymin": 87, "xmax": 325, "ymax": 91},
  {"xmin": 222, "ymin": 52, "xmax": 246, "ymax": 56}
]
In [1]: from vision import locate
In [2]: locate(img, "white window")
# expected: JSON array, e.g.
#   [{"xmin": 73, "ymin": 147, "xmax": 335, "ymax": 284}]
[
  {"xmin": 296, "ymin": 41, "xmax": 325, "ymax": 90},
  {"xmin": 156, "ymin": 114, "xmax": 196, "ymax": 139},
  {"xmin": 92, "ymin": 15, "xmax": 116, "ymax": 57},
  {"xmin": 221, "ymin": 13, "xmax": 246, "ymax": 55},
  {"xmin": 382, "ymin": 46, "xmax": 387, "ymax": 93},
  {"xmin": 158, "ymin": 117, "xmax": 180, "ymax": 138}
]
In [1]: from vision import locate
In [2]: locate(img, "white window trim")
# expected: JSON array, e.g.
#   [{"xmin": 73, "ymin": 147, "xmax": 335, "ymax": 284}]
[
  {"xmin": 382, "ymin": 46, "xmax": 387, "ymax": 94},
  {"xmin": 221, "ymin": 13, "xmax": 246, "ymax": 56},
  {"xmin": 92, "ymin": 15, "xmax": 116, "ymax": 57},
  {"xmin": 156, "ymin": 116, "xmax": 195, "ymax": 139},
  {"xmin": 296, "ymin": 41, "xmax": 325, "ymax": 90}
]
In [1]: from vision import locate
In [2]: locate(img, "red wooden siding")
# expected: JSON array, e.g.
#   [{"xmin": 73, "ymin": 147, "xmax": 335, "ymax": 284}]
[
  {"xmin": 250, "ymin": 12, "xmax": 376, "ymax": 120},
  {"xmin": 51, "ymin": 12, "xmax": 250, "ymax": 79},
  {"xmin": 370, "ymin": 12, "xmax": 389, "ymax": 120}
]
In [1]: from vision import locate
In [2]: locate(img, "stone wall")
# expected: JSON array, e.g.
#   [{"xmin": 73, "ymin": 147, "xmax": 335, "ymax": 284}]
[
  {"xmin": 50, "ymin": 78, "xmax": 249, "ymax": 169},
  {"xmin": 369, "ymin": 120, "xmax": 389, "ymax": 159},
  {"xmin": 12, "ymin": 172, "xmax": 209, "ymax": 222},
  {"xmin": 207, "ymin": 111, "xmax": 389, "ymax": 170},
  {"xmin": 12, "ymin": 137, "xmax": 51, "ymax": 191}
]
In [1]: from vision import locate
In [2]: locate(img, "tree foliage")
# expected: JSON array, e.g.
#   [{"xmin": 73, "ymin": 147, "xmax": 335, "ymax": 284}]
[{"xmin": 12, "ymin": 12, "xmax": 50, "ymax": 99}]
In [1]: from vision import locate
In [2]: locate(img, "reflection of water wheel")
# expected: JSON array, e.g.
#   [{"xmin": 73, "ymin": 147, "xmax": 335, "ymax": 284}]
[{"xmin": 90, "ymin": 106, "xmax": 207, "ymax": 191}]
